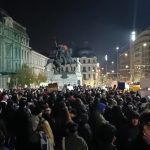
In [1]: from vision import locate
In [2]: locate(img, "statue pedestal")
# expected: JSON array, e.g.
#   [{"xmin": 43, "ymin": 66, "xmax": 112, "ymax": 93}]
[
  {"xmin": 47, "ymin": 58, "xmax": 82, "ymax": 90},
  {"xmin": 50, "ymin": 72, "xmax": 82, "ymax": 90}
]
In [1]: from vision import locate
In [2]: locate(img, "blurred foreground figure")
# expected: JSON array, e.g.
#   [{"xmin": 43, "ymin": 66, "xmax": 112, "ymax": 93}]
[{"xmin": 130, "ymin": 110, "xmax": 150, "ymax": 150}]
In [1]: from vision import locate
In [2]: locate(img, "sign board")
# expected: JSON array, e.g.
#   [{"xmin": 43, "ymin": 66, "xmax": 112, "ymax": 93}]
[
  {"xmin": 47, "ymin": 83, "xmax": 58, "ymax": 92},
  {"xmin": 67, "ymin": 85, "xmax": 74, "ymax": 90}
]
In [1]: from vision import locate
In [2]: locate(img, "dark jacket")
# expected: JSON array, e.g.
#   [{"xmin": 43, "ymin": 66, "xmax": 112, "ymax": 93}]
[
  {"xmin": 63, "ymin": 133, "xmax": 88, "ymax": 150},
  {"xmin": 129, "ymin": 135, "xmax": 150, "ymax": 150}
]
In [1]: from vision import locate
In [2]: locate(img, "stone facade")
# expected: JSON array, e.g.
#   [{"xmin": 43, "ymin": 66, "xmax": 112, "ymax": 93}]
[
  {"xmin": 0, "ymin": 11, "xmax": 50, "ymax": 89},
  {"xmin": 79, "ymin": 56, "xmax": 98, "ymax": 87},
  {"xmin": 0, "ymin": 16, "xmax": 30, "ymax": 74}
]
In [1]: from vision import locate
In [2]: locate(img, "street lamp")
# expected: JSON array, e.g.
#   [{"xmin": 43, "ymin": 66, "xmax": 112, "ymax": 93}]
[
  {"xmin": 143, "ymin": 43, "xmax": 147, "ymax": 47},
  {"xmin": 124, "ymin": 53, "xmax": 128, "ymax": 57},
  {"xmin": 105, "ymin": 54, "xmax": 108, "ymax": 75},
  {"xmin": 131, "ymin": 31, "xmax": 136, "ymax": 42},
  {"xmin": 130, "ymin": 31, "xmax": 136, "ymax": 83},
  {"xmin": 116, "ymin": 46, "xmax": 119, "ymax": 80}
]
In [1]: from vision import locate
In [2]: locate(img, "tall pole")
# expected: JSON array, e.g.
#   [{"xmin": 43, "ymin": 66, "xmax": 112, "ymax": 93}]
[
  {"xmin": 105, "ymin": 55, "xmax": 108, "ymax": 84},
  {"xmin": 105, "ymin": 55, "xmax": 108, "ymax": 74},
  {"xmin": 130, "ymin": 31, "xmax": 136, "ymax": 83},
  {"xmin": 116, "ymin": 46, "xmax": 119, "ymax": 81}
]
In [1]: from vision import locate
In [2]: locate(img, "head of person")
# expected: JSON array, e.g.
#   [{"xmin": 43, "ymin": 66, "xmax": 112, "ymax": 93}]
[
  {"xmin": 65, "ymin": 122, "xmax": 78, "ymax": 135},
  {"xmin": 96, "ymin": 123, "xmax": 117, "ymax": 144},
  {"xmin": 131, "ymin": 111, "xmax": 140, "ymax": 127},
  {"xmin": 97, "ymin": 102, "xmax": 106, "ymax": 113},
  {"xmin": 140, "ymin": 110, "xmax": 150, "ymax": 145}
]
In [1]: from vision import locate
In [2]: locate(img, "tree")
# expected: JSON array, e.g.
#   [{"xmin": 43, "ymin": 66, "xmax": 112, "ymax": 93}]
[
  {"xmin": 10, "ymin": 64, "xmax": 36, "ymax": 88},
  {"xmin": 37, "ymin": 71, "xmax": 47, "ymax": 84}
]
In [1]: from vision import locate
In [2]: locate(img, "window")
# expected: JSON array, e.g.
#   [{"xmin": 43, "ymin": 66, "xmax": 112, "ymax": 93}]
[
  {"xmin": 15, "ymin": 47, "xmax": 18, "ymax": 58},
  {"xmin": 88, "ymin": 59, "xmax": 90, "ymax": 63},
  {"xmin": 5, "ymin": 43, "xmax": 11, "ymax": 58},
  {"xmin": 88, "ymin": 67, "xmax": 90, "ymax": 71},
  {"xmin": 83, "ymin": 74, "xmax": 86, "ymax": 80},
  {"xmin": 88, "ymin": 74, "xmax": 91, "ymax": 79},
  {"xmin": 82, "ymin": 67, "xmax": 86, "ymax": 72},
  {"xmin": 93, "ymin": 59, "xmax": 95, "ymax": 63},
  {"xmin": 93, "ymin": 67, "xmax": 96, "ymax": 72},
  {"xmin": 83, "ymin": 60, "xmax": 86, "ymax": 63},
  {"xmin": 6, "ymin": 60, "xmax": 11, "ymax": 71},
  {"xmin": 16, "ymin": 62, "xmax": 18, "ymax": 70},
  {"xmin": 93, "ymin": 74, "xmax": 96, "ymax": 80}
]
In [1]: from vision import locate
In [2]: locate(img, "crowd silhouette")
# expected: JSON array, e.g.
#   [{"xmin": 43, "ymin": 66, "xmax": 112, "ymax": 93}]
[{"xmin": 0, "ymin": 86, "xmax": 150, "ymax": 150}]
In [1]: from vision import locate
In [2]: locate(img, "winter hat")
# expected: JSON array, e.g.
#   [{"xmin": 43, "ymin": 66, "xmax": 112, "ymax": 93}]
[
  {"xmin": 97, "ymin": 102, "xmax": 106, "ymax": 113},
  {"xmin": 140, "ymin": 110, "xmax": 150, "ymax": 125},
  {"xmin": 131, "ymin": 111, "xmax": 139, "ymax": 119}
]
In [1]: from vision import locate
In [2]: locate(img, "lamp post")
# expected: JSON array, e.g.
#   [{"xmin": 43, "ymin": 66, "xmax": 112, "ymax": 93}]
[
  {"xmin": 105, "ymin": 55, "xmax": 108, "ymax": 75},
  {"xmin": 130, "ymin": 31, "xmax": 136, "ymax": 83},
  {"xmin": 105, "ymin": 55, "xmax": 108, "ymax": 85},
  {"xmin": 116, "ymin": 46, "xmax": 119, "ymax": 80}
]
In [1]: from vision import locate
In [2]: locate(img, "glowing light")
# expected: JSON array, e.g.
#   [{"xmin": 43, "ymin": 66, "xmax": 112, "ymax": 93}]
[
  {"xmin": 116, "ymin": 46, "xmax": 119, "ymax": 50},
  {"xmin": 143, "ymin": 43, "xmax": 147, "ymax": 47},
  {"xmin": 125, "ymin": 65, "xmax": 129, "ymax": 68},
  {"xmin": 131, "ymin": 31, "xmax": 136, "ymax": 42},
  {"xmin": 125, "ymin": 53, "xmax": 128, "ymax": 56},
  {"xmin": 105, "ymin": 55, "xmax": 108, "ymax": 61}
]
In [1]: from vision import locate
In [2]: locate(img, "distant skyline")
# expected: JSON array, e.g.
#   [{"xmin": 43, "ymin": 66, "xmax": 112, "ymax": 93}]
[{"xmin": 1, "ymin": 0, "xmax": 150, "ymax": 64}]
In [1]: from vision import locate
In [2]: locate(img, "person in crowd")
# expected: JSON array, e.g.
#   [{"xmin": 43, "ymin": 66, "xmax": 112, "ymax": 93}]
[
  {"xmin": 14, "ymin": 99, "xmax": 32, "ymax": 150},
  {"xmin": 78, "ymin": 113, "xmax": 92, "ymax": 149},
  {"xmin": 127, "ymin": 111, "xmax": 140, "ymax": 143},
  {"xmin": 38, "ymin": 117, "xmax": 55, "ymax": 150},
  {"xmin": 0, "ymin": 130, "xmax": 9, "ymax": 150},
  {"xmin": 93, "ymin": 123, "xmax": 117, "ymax": 150},
  {"xmin": 130, "ymin": 110, "xmax": 150, "ymax": 150},
  {"xmin": 62, "ymin": 122, "xmax": 88, "ymax": 150}
]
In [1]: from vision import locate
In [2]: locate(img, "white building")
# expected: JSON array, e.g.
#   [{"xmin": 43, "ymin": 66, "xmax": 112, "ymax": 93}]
[{"xmin": 0, "ymin": 10, "xmax": 51, "ymax": 89}]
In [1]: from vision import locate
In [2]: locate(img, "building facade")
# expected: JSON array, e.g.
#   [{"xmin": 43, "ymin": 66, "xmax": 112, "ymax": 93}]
[
  {"xmin": 119, "ymin": 50, "xmax": 130, "ymax": 82},
  {"xmin": 79, "ymin": 56, "xmax": 99, "ymax": 87},
  {"xmin": 0, "ymin": 10, "xmax": 50, "ymax": 89},
  {"xmin": 132, "ymin": 28, "xmax": 150, "ymax": 82}
]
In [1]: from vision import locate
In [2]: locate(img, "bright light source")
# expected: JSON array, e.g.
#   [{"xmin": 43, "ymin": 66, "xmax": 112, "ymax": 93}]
[
  {"xmin": 125, "ymin": 65, "xmax": 129, "ymax": 68},
  {"xmin": 143, "ymin": 43, "xmax": 147, "ymax": 47},
  {"xmin": 131, "ymin": 31, "xmax": 136, "ymax": 42},
  {"xmin": 105, "ymin": 55, "xmax": 108, "ymax": 61},
  {"xmin": 111, "ymin": 61, "xmax": 114, "ymax": 64},
  {"xmin": 125, "ymin": 53, "xmax": 128, "ymax": 56},
  {"xmin": 97, "ymin": 63, "xmax": 100, "ymax": 67},
  {"xmin": 116, "ymin": 46, "xmax": 119, "ymax": 50},
  {"xmin": 111, "ymin": 70, "xmax": 114, "ymax": 73}
]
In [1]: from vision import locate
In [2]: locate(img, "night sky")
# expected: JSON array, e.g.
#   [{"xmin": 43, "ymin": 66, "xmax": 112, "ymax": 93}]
[{"xmin": 1, "ymin": 0, "xmax": 150, "ymax": 64}]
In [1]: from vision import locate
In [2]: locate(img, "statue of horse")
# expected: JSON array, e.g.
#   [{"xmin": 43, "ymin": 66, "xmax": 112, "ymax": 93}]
[
  {"xmin": 45, "ymin": 43, "xmax": 74, "ymax": 73},
  {"xmin": 53, "ymin": 45, "xmax": 74, "ymax": 72}
]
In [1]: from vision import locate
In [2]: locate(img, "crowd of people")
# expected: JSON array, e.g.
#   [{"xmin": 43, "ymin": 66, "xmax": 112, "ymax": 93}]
[{"xmin": 0, "ymin": 86, "xmax": 150, "ymax": 150}]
